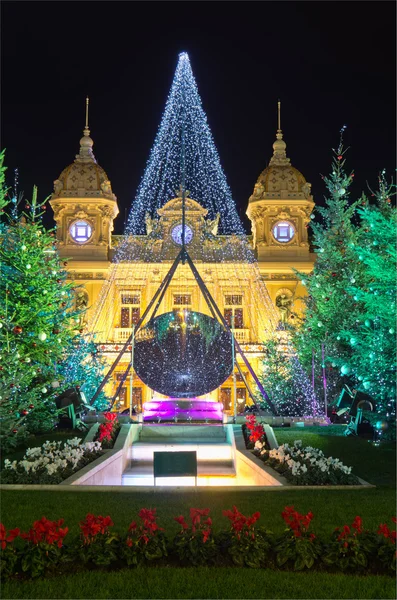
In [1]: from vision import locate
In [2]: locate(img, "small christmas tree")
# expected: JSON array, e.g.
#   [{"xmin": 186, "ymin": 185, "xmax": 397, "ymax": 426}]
[
  {"xmin": 60, "ymin": 336, "xmax": 110, "ymax": 412},
  {"xmin": 0, "ymin": 160, "xmax": 79, "ymax": 449}
]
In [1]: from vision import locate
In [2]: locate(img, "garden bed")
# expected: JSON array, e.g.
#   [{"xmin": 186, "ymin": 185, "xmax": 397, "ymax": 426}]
[
  {"xmin": 1, "ymin": 504, "xmax": 395, "ymax": 582},
  {"xmin": 242, "ymin": 418, "xmax": 366, "ymax": 486}
]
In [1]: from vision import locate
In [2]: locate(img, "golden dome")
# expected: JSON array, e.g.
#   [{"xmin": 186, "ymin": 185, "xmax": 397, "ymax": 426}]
[
  {"xmin": 52, "ymin": 126, "xmax": 116, "ymax": 202},
  {"xmin": 249, "ymin": 130, "xmax": 312, "ymax": 202}
]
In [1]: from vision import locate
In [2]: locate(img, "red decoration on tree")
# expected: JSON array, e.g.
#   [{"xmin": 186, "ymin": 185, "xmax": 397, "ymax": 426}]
[
  {"xmin": 12, "ymin": 429, "xmax": 18, "ymax": 434},
  {"xmin": 13, "ymin": 326, "xmax": 23, "ymax": 335},
  {"xmin": 337, "ymin": 155, "xmax": 343, "ymax": 160},
  {"xmin": 21, "ymin": 409, "xmax": 29, "ymax": 416},
  {"xmin": 53, "ymin": 328, "xmax": 60, "ymax": 334},
  {"xmin": 29, "ymin": 404, "xmax": 35, "ymax": 409}
]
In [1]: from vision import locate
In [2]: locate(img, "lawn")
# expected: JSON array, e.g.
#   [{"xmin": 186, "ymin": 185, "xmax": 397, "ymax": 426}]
[{"xmin": 1, "ymin": 428, "xmax": 395, "ymax": 599}]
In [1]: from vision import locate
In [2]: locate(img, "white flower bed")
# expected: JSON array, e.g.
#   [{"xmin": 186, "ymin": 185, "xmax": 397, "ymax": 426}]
[
  {"xmin": 2, "ymin": 438, "xmax": 102, "ymax": 484},
  {"xmin": 258, "ymin": 440, "xmax": 359, "ymax": 485}
]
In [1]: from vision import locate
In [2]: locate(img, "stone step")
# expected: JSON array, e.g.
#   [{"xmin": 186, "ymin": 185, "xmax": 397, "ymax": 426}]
[
  {"xmin": 130, "ymin": 442, "xmax": 233, "ymax": 461},
  {"xmin": 139, "ymin": 424, "xmax": 226, "ymax": 441},
  {"xmin": 124, "ymin": 459, "xmax": 235, "ymax": 478}
]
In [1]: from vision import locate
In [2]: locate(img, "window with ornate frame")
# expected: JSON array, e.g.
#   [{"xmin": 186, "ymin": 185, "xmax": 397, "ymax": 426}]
[
  {"xmin": 120, "ymin": 291, "xmax": 141, "ymax": 327},
  {"xmin": 224, "ymin": 294, "xmax": 244, "ymax": 328}
]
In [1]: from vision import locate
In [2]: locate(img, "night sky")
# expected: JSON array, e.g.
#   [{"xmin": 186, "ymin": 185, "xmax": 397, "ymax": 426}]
[{"xmin": 1, "ymin": 1, "xmax": 396, "ymax": 234}]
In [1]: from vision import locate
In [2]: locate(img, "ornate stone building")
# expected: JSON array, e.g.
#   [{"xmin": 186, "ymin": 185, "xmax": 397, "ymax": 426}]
[{"xmin": 50, "ymin": 119, "xmax": 315, "ymax": 413}]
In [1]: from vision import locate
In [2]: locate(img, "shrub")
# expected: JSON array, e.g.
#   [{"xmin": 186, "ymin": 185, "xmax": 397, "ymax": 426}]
[
  {"xmin": 221, "ymin": 505, "xmax": 273, "ymax": 568},
  {"xmin": 95, "ymin": 413, "xmax": 120, "ymax": 449},
  {"xmin": 376, "ymin": 518, "xmax": 396, "ymax": 572},
  {"xmin": 173, "ymin": 508, "xmax": 216, "ymax": 566},
  {"xmin": 263, "ymin": 440, "xmax": 360, "ymax": 485},
  {"xmin": 274, "ymin": 506, "xmax": 322, "ymax": 570},
  {"xmin": 322, "ymin": 516, "xmax": 376, "ymax": 571},
  {"xmin": 1, "ymin": 438, "xmax": 102, "ymax": 484},
  {"xmin": 19, "ymin": 517, "xmax": 69, "ymax": 578},
  {"xmin": 77, "ymin": 514, "xmax": 118, "ymax": 566},
  {"xmin": 0, "ymin": 524, "xmax": 20, "ymax": 579},
  {"xmin": 121, "ymin": 509, "xmax": 167, "ymax": 566}
]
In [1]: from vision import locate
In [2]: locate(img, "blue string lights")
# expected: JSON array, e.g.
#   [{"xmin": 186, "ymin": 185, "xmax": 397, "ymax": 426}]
[{"xmin": 125, "ymin": 52, "xmax": 243, "ymax": 237}]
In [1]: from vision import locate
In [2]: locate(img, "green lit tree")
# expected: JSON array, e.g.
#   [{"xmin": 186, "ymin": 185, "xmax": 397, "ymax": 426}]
[
  {"xmin": 337, "ymin": 173, "xmax": 396, "ymax": 420},
  {"xmin": 0, "ymin": 166, "xmax": 79, "ymax": 449}
]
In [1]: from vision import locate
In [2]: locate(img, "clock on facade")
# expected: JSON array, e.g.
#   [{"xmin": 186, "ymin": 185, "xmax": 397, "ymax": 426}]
[
  {"xmin": 171, "ymin": 223, "xmax": 194, "ymax": 245},
  {"xmin": 69, "ymin": 220, "xmax": 92, "ymax": 244},
  {"xmin": 272, "ymin": 221, "xmax": 295, "ymax": 243}
]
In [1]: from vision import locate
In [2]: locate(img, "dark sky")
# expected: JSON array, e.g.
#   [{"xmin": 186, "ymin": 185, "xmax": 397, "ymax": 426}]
[{"xmin": 1, "ymin": 1, "xmax": 396, "ymax": 234}]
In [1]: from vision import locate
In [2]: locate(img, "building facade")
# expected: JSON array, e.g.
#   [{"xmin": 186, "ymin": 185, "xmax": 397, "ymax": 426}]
[{"xmin": 49, "ymin": 120, "xmax": 316, "ymax": 414}]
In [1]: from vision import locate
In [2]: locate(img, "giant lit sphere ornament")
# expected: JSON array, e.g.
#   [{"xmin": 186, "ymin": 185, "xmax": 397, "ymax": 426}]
[
  {"xmin": 134, "ymin": 310, "xmax": 233, "ymax": 397},
  {"xmin": 341, "ymin": 364, "xmax": 351, "ymax": 375},
  {"xmin": 38, "ymin": 332, "xmax": 47, "ymax": 341}
]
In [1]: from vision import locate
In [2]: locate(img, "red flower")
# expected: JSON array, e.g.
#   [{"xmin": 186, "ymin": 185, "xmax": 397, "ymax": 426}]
[
  {"xmin": 174, "ymin": 515, "xmax": 188, "ymax": 530},
  {"xmin": 378, "ymin": 523, "xmax": 390, "ymax": 538},
  {"xmin": 79, "ymin": 514, "xmax": 113, "ymax": 542},
  {"xmin": 104, "ymin": 412, "xmax": 118, "ymax": 422},
  {"xmin": 139, "ymin": 508, "xmax": 157, "ymax": 523},
  {"xmin": 128, "ymin": 521, "xmax": 137, "ymax": 531},
  {"xmin": 352, "ymin": 516, "xmax": 363, "ymax": 533},
  {"xmin": 0, "ymin": 523, "xmax": 20, "ymax": 550},
  {"xmin": 202, "ymin": 528, "xmax": 211, "ymax": 543}
]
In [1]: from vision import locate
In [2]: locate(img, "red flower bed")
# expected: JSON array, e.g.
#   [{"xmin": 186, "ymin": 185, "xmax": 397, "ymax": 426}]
[{"xmin": 0, "ymin": 507, "xmax": 395, "ymax": 579}]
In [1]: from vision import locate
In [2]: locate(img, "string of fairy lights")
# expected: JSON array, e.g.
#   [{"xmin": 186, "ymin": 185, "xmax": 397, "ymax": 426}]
[{"xmin": 86, "ymin": 52, "xmax": 321, "ymax": 416}]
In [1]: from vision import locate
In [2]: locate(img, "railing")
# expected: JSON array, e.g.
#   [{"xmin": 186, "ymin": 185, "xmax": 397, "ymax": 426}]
[
  {"xmin": 233, "ymin": 329, "xmax": 250, "ymax": 343},
  {"xmin": 113, "ymin": 327, "xmax": 251, "ymax": 343},
  {"xmin": 113, "ymin": 328, "xmax": 132, "ymax": 342}
]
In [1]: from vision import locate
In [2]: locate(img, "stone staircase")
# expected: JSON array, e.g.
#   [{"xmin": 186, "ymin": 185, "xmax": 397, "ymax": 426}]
[{"xmin": 122, "ymin": 424, "xmax": 235, "ymax": 485}]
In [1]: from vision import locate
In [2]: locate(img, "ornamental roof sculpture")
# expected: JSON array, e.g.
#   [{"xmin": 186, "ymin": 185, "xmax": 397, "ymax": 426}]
[
  {"xmin": 248, "ymin": 102, "xmax": 312, "ymax": 203},
  {"xmin": 51, "ymin": 98, "xmax": 117, "ymax": 202}
]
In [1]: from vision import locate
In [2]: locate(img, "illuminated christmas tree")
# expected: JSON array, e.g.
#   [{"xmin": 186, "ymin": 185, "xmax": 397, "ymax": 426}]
[
  {"xmin": 125, "ymin": 52, "xmax": 243, "ymax": 237},
  {"xmin": 0, "ymin": 157, "xmax": 79, "ymax": 449},
  {"xmin": 60, "ymin": 336, "xmax": 110, "ymax": 412},
  {"xmin": 292, "ymin": 132, "xmax": 396, "ymax": 419},
  {"xmin": 338, "ymin": 173, "xmax": 396, "ymax": 420}
]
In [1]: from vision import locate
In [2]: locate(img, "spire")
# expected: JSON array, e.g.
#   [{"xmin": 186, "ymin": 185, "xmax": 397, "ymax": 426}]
[
  {"xmin": 76, "ymin": 96, "xmax": 96, "ymax": 163},
  {"xmin": 269, "ymin": 100, "xmax": 290, "ymax": 166}
]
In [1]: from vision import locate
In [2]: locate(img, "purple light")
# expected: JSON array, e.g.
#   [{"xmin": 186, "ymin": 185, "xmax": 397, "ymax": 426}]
[{"xmin": 143, "ymin": 398, "xmax": 223, "ymax": 421}]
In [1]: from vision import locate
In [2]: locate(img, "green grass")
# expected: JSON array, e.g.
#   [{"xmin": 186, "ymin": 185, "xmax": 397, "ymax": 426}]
[
  {"xmin": 2, "ymin": 567, "xmax": 396, "ymax": 599},
  {"xmin": 1, "ymin": 429, "xmax": 395, "ymax": 599}
]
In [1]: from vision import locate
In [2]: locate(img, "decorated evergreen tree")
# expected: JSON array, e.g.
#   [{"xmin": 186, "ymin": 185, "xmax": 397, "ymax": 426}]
[
  {"xmin": 60, "ymin": 336, "xmax": 110, "ymax": 412},
  {"xmin": 291, "ymin": 129, "xmax": 365, "ymax": 404},
  {"xmin": 260, "ymin": 335, "xmax": 313, "ymax": 417},
  {"xmin": 0, "ymin": 165, "xmax": 79, "ymax": 449},
  {"xmin": 337, "ymin": 173, "xmax": 396, "ymax": 420},
  {"xmin": 292, "ymin": 131, "xmax": 396, "ymax": 421}
]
